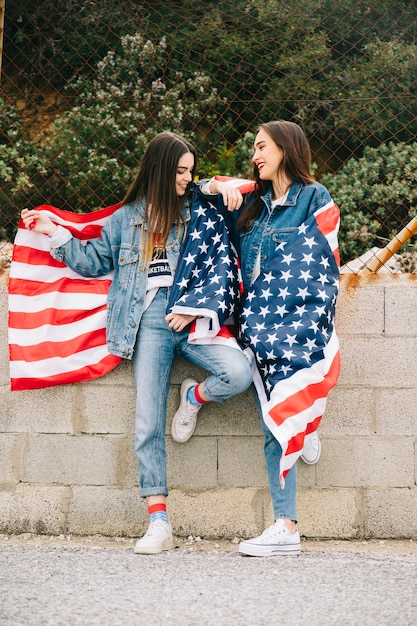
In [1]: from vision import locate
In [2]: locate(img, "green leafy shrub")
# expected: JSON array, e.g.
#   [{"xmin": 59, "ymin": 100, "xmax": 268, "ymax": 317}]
[
  {"xmin": 2, "ymin": 33, "xmax": 218, "ymax": 218},
  {"xmin": 39, "ymin": 33, "xmax": 218, "ymax": 210},
  {"xmin": 0, "ymin": 99, "xmax": 49, "ymax": 237},
  {"xmin": 198, "ymin": 132, "xmax": 255, "ymax": 179},
  {"xmin": 321, "ymin": 142, "xmax": 417, "ymax": 263}
]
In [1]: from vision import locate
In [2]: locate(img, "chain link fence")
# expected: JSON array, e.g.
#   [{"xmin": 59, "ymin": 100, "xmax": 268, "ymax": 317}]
[{"xmin": 1, "ymin": 0, "xmax": 417, "ymax": 272}]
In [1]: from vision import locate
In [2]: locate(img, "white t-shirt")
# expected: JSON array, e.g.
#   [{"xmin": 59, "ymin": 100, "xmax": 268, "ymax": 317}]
[{"xmin": 144, "ymin": 249, "xmax": 173, "ymax": 310}]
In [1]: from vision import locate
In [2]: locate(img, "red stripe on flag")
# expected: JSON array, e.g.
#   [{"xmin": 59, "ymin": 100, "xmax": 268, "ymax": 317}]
[
  {"xmin": 286, "ymin": 415, "xmax": 322, "ymax": 456},
  {"xmin": 9, "ymin": 305, "xmax": 107, "ymax": 330},
  {"xmin": 8, "ymin": 277, "xmax": 112, "ymax": 297},
  {"xmin": 9, "ymin": 328, "xmax": 108, "ymax": 362},
  {"xmin": 9, "ymin": 202, "xmax": 122, "ymax": 391},
  {"xmin": 213, "ymin": 175, "xmax": 257, "ymax": 195},
  {"xmin": 10, "ymin": 353, "xmax": 121, "ymax": 391},
  {"xmin": 268, "ymin": 350, "xmax": 341, "ymax": 426},
  {"xmin": 32, "ymin": 203, "xmax": 121, "ymax": 224},
  {"xmin": 315, "ymin": 203, "xmax": 340, "ymax": 266},
  {"xmin": 315, "ymin": 202, "xmax": 339, "ymax": 237},
  {"xmin": 11, "ymin": 245, "xmax": 67, "ymax": 268}
]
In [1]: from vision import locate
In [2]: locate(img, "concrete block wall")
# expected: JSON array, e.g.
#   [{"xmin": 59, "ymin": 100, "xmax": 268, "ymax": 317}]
[{"xmin": 1, "ymin": 272, "xmax": 417, "ymax": 540}]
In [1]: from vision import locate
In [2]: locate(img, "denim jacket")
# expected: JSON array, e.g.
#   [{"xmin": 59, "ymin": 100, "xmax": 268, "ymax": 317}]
[
  {"xmin": 198, "ymin": 180, "xmax": 332, "ymax": 290},
  {"xmin": 239, "ymin": 181, "xmax": 332, "ymax": 288},
  {"xmin": 50, "ymin": 197, "xmax": 191, "ymax": 359}
]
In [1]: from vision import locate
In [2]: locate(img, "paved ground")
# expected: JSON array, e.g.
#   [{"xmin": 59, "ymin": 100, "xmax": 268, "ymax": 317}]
[{"xmin": 1, "ymin": 534, "xmax": 416, "ymax": 626}]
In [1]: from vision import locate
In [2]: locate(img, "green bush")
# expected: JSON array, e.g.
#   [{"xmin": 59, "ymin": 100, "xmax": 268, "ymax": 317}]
[
  {"xmin": 321, "ymin": 142, "xmax": 417, "ymax": 263},
  {"xmin": 1, "ymin": 33, "xmax": 219, "ymax": 222}
]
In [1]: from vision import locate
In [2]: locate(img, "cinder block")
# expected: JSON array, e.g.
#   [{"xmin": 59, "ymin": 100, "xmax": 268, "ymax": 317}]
[
  {"xmin": 0, "ymin": 434, "xmax": 25, "ymax": 484},
  {"xmin": 218, "ymin": 436, "xmax": 267, "ymax": 487},
  {"xmin": 321, "ymin": 387, "xmax": 374, "ymax": 436},
  {"xmin": 298, "ymin": 487, "xmax": 362, "ymax": 538},
  {"xmin": 167, "ymin": 437, "xmax": 218, "ymax": 489},
  {"xmin": 316, "ymin": 437, "xmax": 415, "ymax": 488},
  {"xmin": 385, "ymin": 284, "xmax": 417, "ymax": 336},
  {"xmin": 365, "ymin": 488, "xmax": 417, "ymax": 539},
  {"xmin": 0, "ymin": 484, "xmax": 70, "ymax": 535},
  {"xmin": 87, "ymin": 359, "xmax": 133, "ymax": 386},
  {"xmin": 339, "ymin": 337, "xmax": 417, "ymax": 387},
  {"xmin": 167, "ymin": 487, "xmax": 273, "ymax": 539},
  {"xmin": 125, "ymin": 433, "xmax": 220, "ymax": 491},
  {"xmin": 376, "ymin": 389, "xmax": 417, "ymax": 435},
  {"xmin": 0, "ymin": 385, "xmax": 74, "ymax": 433},
  {"xmin": 24, "ymin": 434, "xmax": 125, "ymax": 485},
  {"xmin": 81, "ymin": 383, "xmax": 136, "ymax": 434},
  {"xmin": 68, "ymin": 486, "xmax": 145, "ymax": 536},
  {"xmin": 336, "ymin": 277, "xmax": 385, "ymax": 335},
  {"xmin": 297, "ymin": 456, "xmax": 318, "ymax": 488}
]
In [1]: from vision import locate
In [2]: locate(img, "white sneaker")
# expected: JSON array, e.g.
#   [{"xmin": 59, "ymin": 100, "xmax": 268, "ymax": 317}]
[
  {"xmin": 238, "ymin": 519, "xmax": 301, "ymax": 557},
  {"xmin": 301, "ymin": 431, "xmax": 321, "ymax": 464},
  {"xmin": 171, "ymin": 378, "xmax": 202, "ymax": 443},
  {"xmin": 133, "ymin": 520, "xmax": 174, "ymax": 554}
]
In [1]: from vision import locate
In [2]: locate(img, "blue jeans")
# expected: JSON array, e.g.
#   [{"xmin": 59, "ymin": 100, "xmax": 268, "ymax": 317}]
[
  {"xmin": 253, "ymin": 391, "xmax": 298, "ymax": 523},
  {"xmin": 132, "ymin": 288, "xmax": 253, "ymax": 498}
]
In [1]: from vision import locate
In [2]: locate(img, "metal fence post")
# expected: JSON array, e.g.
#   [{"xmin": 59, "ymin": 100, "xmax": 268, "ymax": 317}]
[{"xmin": 0, "ymin": 0, "xmax": 5, "ymax": 84}]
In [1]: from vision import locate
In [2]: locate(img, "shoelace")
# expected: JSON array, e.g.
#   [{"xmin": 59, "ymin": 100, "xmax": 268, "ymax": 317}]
[
  {"xmin": 145, "ymin": 521, "xmax": 168, "ymax": 537},
  {"xmin": 179, "ymin": 403, "xmax": 200, "ymax": 425}
]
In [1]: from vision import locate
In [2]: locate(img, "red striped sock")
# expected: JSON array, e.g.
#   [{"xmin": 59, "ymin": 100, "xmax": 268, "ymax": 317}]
[
  {"xmin": 148, "ymin": 502, "xmax": 168, "ymax": 523},
  {"xmin": 148, "ymin": 502, "xmax": 166, "ymax": 515},
  {"xmin": 194, "ymin": 384, "xmax": 208, "ymax": 404}
]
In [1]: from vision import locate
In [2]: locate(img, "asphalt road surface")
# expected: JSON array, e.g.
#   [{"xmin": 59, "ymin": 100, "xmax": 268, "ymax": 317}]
[{"xmin": 1, "ymin": 535, "xmax": 416, "ymax": 625}]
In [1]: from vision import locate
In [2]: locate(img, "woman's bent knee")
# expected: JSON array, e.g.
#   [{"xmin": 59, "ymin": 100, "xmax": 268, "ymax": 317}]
[{"xmin": 230, "ymin": 355, "xmax": 252, "ymax": 391}]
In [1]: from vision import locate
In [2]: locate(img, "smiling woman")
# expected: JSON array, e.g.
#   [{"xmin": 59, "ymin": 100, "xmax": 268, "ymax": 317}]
[
  {"xmin": 175, "ymin": 153, "xmax": 194, "ymax": 196},
  {"xmin": 19, "ymin": 130, "xmax": 253, "ymax": 555},
  {"xmin": 197, "ymin": 119, "xmax": 341, "ymax": 558},
  {"xmin": 252, "ymin": 129, "xmax": 286, "ymax": 195}
]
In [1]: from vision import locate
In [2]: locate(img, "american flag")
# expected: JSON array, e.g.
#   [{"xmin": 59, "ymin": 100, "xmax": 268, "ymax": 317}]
[
  {"xmin": 239, "ymin": 200, "xmax": 340, "ymax": 485},
  {"xmin": 167, "ymin": 197, "xmax": 243, "ymax": 348},
  {"xmin": 8, "ymin": 204, "xmax": 122, "ymax": 391},
  {"xmin": 169, "ymin": 187, "xmax": 341, "ymax": 486}
]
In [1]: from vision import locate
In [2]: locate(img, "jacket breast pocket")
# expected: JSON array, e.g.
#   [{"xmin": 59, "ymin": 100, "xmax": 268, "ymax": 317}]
[
  {"xmin": 271, "ymin": 228, "xmax": 297, "ymax": 245},
  {"xmin": 118, "ymin": 246, "xmax": 140, "ymax": 290}
]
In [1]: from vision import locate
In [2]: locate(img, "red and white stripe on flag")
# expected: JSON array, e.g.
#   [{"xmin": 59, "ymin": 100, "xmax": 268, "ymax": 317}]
[
  {"xmin": 247, "ymin": 200, "xmax": 341, "ymax": 487},
  {"xmin": 8, "ymin": 204, "xmax": 122, "ymax": 391},
  {"xmin": 213, "ymin": 175, "xmax": 256, "ymax": 195}
]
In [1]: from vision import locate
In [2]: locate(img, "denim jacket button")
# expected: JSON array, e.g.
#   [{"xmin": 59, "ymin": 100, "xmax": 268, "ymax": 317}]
[{"xmin": 130, "ymin": 321, "xmax": 136, "ymax": 327}]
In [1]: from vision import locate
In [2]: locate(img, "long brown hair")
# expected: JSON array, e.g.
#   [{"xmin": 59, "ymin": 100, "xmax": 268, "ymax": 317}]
[
  {"xmin": 238, "ymin": 120, "xmax": 315, "ymax": 231},
  {"xmin": 121, "ymin": 131, "xmax": 197, "ymax": 264}
]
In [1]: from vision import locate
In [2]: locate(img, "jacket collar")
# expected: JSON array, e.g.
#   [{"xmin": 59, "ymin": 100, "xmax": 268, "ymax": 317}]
[{"xmin": 260, "ymin": 181, "xmax": 303, "ymax": 210}]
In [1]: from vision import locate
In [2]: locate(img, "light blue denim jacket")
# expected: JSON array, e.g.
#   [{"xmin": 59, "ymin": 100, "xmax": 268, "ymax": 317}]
[
  {"xmin": 50, "ymin": 197, "xmax": 191, "ymax": 359},
  {"xmin": 198, "ymin": 180, "xmax": 332, "ymax": 290},
  {"xmin": 239, "ymin": 181, "xmax": 332, "ymax": 289}
]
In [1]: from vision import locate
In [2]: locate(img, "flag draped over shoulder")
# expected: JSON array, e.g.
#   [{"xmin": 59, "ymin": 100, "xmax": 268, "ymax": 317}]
[
  {"xmin": 167, "ymin": 194, "xmax": 243, "ymax": 348},
  {"xmin": 8, "ymin": 204, "xmax": 122, "ymax": 391},
  {"xmin": 239, "ymin": 201, "xmax": 341, "ymax": 486},
  {"xmin": 168, "ymin": 180, "xmax": 341, "ymax": 487}
]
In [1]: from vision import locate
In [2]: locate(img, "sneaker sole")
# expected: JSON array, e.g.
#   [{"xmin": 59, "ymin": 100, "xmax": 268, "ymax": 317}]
[
  {"xmin": 133, "ymin": 539, "xmax": 175, "ymax": 555},
  {"xmin": 238, "ymin": 542, "xmax": 301, "ymax": 557}
]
